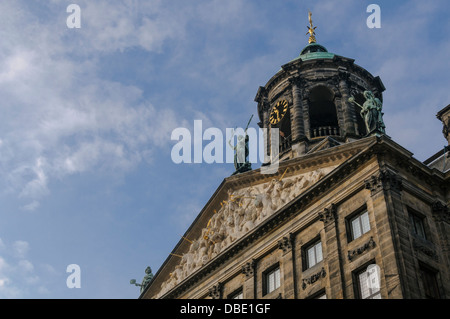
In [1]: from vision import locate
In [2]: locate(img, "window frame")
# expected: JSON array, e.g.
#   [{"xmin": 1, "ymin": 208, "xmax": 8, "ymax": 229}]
[
  {"xmin": 352, "ymin": 261, "xmax": 382, "ymax": 299},
  {"xmin": 419, "ymin": 263, "xmax": 441, "ymax": 299},
  {"xmin": 346, "ymin": 208, "xmax": 371, "ymax": 242},
  {"xmin": 262, "ymin": 264, "xmax": 281, "ymax": 296},
  {"xmin": 227, "ymin": 287, "xmax": 244, "ymax": 299},
  {"xmin": 408, "ymin": 209, "xmax": 428, "ymax": 240},
  {"xmin": 303, "ymin": 238, "xmax": 323, "ymax": 270},
  {"xmin": 307, "ymin": 289, "xmax": 327, "ymax": 299}
]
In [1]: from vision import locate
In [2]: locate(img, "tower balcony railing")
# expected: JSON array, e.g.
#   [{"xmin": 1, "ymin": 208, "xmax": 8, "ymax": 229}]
[{"xmin": 310, "ymin": 126, "xmax": 340, "ymax": 138}]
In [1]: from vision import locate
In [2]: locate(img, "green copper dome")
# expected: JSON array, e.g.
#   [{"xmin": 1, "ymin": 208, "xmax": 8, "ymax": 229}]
[
  {"xmin": 298, "ymin": 43, "xmax": 334, "ymax": 61},
  {"xmin": 279, "ymin": 43, "xmax": 335, "ymax": 72}
]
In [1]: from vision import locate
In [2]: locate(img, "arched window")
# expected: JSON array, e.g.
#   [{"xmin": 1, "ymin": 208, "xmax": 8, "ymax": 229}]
[{"xmin": 308, "ymin": 86, "xmax": 339, "ymax": 138}]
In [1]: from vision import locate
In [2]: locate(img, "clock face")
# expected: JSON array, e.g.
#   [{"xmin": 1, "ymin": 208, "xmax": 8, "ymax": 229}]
[{"xmin": 269, "ymin": 99, "xmax": 289, "ymax": 125}]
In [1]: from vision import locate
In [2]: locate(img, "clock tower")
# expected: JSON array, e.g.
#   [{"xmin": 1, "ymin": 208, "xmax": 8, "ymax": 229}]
[{"xmin": 255, "ymin": 14, "xmax": 385, "ymax": 161}]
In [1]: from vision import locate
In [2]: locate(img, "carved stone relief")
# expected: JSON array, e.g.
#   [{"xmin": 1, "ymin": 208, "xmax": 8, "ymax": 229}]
[
  {"xmin": 302, "ymin": 267, "xmax": 326, "ymax": 290},
  {"xmin": 347, "ymin": 236, "xmax": 376, "ymax": 261},
  {"xmin": 155, "ymin": 167, "xmax": 333, "ymax": 297}
]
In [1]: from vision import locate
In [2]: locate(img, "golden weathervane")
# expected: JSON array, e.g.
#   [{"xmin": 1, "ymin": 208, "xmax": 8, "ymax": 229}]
[{"xmin": 306, "ymin": 11, "xmax": 317, "ymax": 44}]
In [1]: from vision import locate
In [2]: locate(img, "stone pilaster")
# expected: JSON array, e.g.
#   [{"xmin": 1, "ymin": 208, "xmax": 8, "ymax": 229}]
[
  {"xmin": 318, "ymin": 204, "xmax": 345, "ymax": 298},
  {"xmin": 432, "ymin": 201, "xmax": 450, "ymax": 290},
  {"xmin": 364, "ymin": 169, "xmax": 403, "ymax": 196},
  {"xmin": 242, "ymin": 259, "xmax": 257, "ymax": 299},
  {"xmin": 365, "ymin": 168, "xmax": 409, "ymax": 298},
  {"xmin": 278, "ymin": 234, "xmax": 296, "ymax": 299}
]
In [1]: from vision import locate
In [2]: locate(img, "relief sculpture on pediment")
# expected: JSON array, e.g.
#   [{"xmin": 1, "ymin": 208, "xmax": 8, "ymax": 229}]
[{"xmin": 156, "ymin": 167, "xmax": 332, "ymax": 297}]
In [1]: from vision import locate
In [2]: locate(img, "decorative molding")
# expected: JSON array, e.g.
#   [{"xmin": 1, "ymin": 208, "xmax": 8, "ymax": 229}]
[
  {"xmin": 241, "ymin": 260, "xmax": 256, "ymax": 279},
  {"xmin": 442, "ymin": 119, "xmax": 449, "ymax": 139},
  {"xmin": 208, "ymin": 282, "xmax": 223, "ymax": 299},
  {"xmin": 432, "ymin": 201, "xmax": 449, "ymax": 224},
  {"xmin": 348, "ymin": 236, "xmax": 376, "ymax": 261},
  {"xmin": 278, "ymin": 234, "xmax": 294, "ymax": 253},
  {"xmin": 318, "ymin": 204, "xmax": 337, "ymax": 225},
  {"xmin": 412, "ymin": 238, "xmax": 439, "ymax": 262},
  {"xmin": 338, "ymin": 68, "xmax": 350, "ymax": 83},
  {"xmin": 364, "ymin": 169, "xmax": 402, "ymax": 195},
  {"xmin": 288, "ymin": 76, "xmax": 306, "ymax": 88},
  {"xmin": 302, "ymin": 267, "xmax": 326, "ymax": 290}
]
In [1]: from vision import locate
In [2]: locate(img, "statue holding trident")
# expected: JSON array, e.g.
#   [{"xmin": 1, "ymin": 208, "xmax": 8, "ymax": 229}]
[
  {"xmin": 349, "ymin": 91, "xmax": 386, "ymax": 135},
  {"xmin": 228, "ymin": 115, "xmax": 253, "ymax": 175}
]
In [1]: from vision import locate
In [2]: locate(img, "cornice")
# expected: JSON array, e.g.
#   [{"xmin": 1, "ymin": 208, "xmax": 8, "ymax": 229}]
[{"xmin": 262, "ymin": 56, "xmax": 383, "ymax": 98}]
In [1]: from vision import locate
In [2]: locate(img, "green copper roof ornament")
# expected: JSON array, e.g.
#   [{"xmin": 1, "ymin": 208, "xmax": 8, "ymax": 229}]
[
  {"xmin": 349, "ymin": 91, "xmax": 386, "ymax": 136},
  {"xmin": 306, "ymin": 11, "xmax": 317, "ymax": 44},
  {"xmin": 130, "ymin": 266, "xmax": 153, "ymax": 293}
]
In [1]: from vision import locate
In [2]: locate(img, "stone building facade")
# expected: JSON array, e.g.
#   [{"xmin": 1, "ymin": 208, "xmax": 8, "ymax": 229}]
[{"xmin": 141, "ymin": 39, "xmax": 450, "ymax": 300}]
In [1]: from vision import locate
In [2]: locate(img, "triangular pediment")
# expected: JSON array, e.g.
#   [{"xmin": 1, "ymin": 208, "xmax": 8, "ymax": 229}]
[{"xmin": 144, "ymin": 136, "xmax": 378, "ymax": 298}]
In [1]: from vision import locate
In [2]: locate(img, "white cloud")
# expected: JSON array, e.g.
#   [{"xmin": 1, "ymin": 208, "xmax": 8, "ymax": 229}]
[
  {"xmin": 0, "ymin": 239, "xmax": 51, "ymax": 298},
  {"xmin": 0, "ymin": 257, "xmax": 9, "ymax": 271},
  {"xmin": 12, "ymin": 241, "xmax": 30, "ymax": 259},
  {"xmin": 0, "ymin": 278, "xmax": 8, "ymax": 287},
  {"xmin": 18, "ymin": 260, "xmax": 35, "ymax": 273},
  {"xmin": 63, "ymin": 0, "xmax": 186, "ymax": 54},
  {"xmin": 37, "ymin": 286, "xmax": 50, "ymax": 295},
  {"xmin": 22, "ymin": 200, "xmax": 40, "ymax": 212},
  {"xmin": 0, "ymin": 1, "xmax": 186, "ymax": 208}
]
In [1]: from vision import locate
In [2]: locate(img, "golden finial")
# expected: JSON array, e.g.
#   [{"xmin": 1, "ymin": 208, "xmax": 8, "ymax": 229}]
[{"xmin": 306, "ymin": 11, "xmax": 317, "ymax": 44}]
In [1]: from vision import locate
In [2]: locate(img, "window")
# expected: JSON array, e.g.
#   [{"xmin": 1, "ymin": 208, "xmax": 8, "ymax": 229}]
[
  {"xmin": 420, "ymin": 265, "xmax": 440, "ymax": 299},
  {"xmin": 355, "ymin": 264, "xmax": 381, "ymax": 299},
  {"xmin": 307, "ymin": 289, "xmax": 327, "ymax": 299},
  {"xmin": 228, "ymin": 288, "xmax": 243, "ymax": 299},
  {"xmin": 305, "ymin": 240, "xmax": 323, "ymax": 269},
  {"xmin": 263, "ymin": 266, "xmax": 281, "ymax": 295},
  {"xmin": 349, "ymin": 210, "xmax": 370, "ymax": 241},
  {"xmin": 409, "ymin": 211, "xmax": 427, "ymax": 240}
]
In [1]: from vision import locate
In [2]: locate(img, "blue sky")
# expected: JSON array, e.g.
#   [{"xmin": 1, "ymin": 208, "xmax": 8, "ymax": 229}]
[{"xmin": 0, "ymin": 0, "xmax": 449, "ymax": 298}]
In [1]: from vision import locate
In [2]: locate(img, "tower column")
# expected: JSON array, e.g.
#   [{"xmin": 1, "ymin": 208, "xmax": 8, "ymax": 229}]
[
  {"xmin": 290, "ymin": 78, "xmax": 307, "ymax": 156},
  {"xmin": 338, "ymin": 70, "xmax": 357, "ymax": 138},
  {"xmin": 302, "ymin": 97, "xmax": 311, "ymax": 141}
]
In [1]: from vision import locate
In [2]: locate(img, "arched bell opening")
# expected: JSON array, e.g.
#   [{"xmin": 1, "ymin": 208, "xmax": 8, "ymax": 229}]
[{"xmin": 308, "ymin": 86, "xmax": 340, "ymax": 138}]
